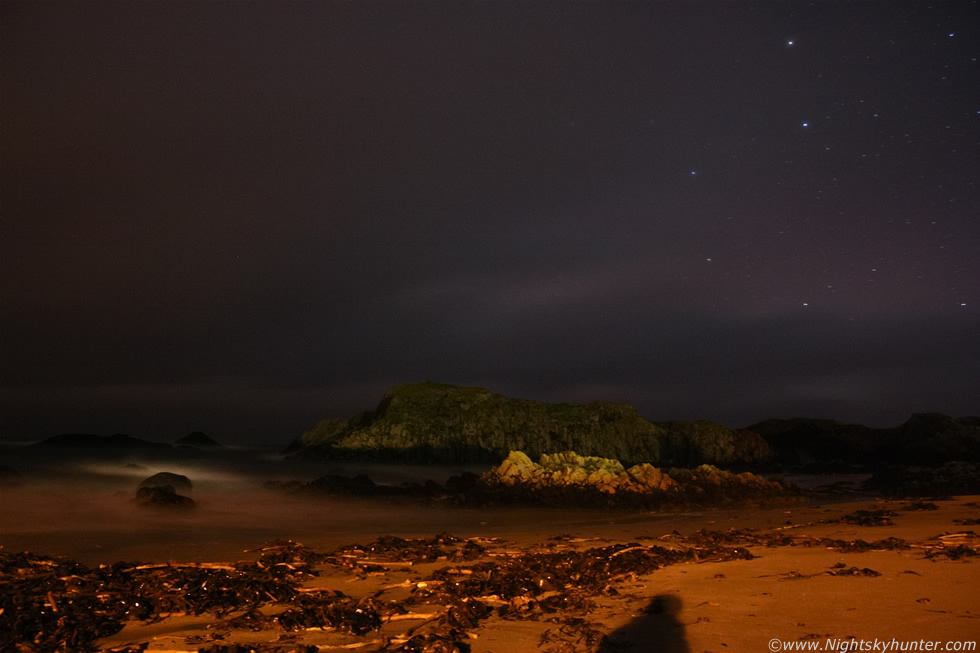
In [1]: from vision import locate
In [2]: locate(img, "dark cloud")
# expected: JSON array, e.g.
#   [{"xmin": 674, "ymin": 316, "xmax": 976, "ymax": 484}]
[{"xmin": 2, "ymin": 1, "xmax": 977, "ymax": 443}]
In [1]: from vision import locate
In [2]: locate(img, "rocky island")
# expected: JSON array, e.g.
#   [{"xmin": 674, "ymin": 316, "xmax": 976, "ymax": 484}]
[{"xmin": 287, "ymin": 381, "xmax": 772, "ymax": 467}]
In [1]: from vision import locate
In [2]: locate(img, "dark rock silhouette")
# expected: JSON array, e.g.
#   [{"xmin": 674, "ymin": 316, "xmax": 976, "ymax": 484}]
[
  {"xmin": 174, "ymin": 431, "xmax": 221, "ymax": 448},
  {"xmin": 288, "ymin": 381, "xmax": 773, "ymax": 466},
  {"xmin": 894, "ymin": 413, "xmax": 980, "ymax": 464},
  {"xmin": 863, "ymin": 461, "xmax": 980, "ymax": 497},
  {"xmin": 31, "ymin": 433, "xmax": 172, "ymax": 453},
  {"xmin": 747, "ymin": 413, "xmax": 980, "ymax": 466},
  {"xmin": 135, "ymin": 485, "xmax": 195, "ymax": 509},
  {"xmin": 598, "ymin": 594, "xmax": 690, "ymax": 652},
  {"xmin": 139, "ymin": 472, "xmax": 192, "ymax": 493}
]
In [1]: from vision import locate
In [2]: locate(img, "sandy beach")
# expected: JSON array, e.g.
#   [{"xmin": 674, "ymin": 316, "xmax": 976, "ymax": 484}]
[
  {"xmin": 3, "ymin": 465, "xmax": 976, "ymax": 652},
  {"xmin": 96, "ymin": 496, "xmax": 980, "ymax": 652}
]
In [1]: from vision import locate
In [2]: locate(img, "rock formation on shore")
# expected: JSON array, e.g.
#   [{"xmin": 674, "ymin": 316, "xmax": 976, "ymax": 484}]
[
  {"xmin": 481, "ymin": 450, "xmax": 794, "ymax": 505},
  {"xmin": 135, "ymin": 484, "xmax": 196, "ymax": 509},
  {"xmin": 136, "ymin": 471, "xmax": 195, "ymax": 509},
  {"xmin": 277, "ymin": 449, "xmax": 798, "ymax": 508},
  {"xmin": 288, "ymin": 381, "xmax": 772, "ymax": 466},
  {"xmin": 138, "ymin": 472, "xmax": 193, "ymax": 493}
]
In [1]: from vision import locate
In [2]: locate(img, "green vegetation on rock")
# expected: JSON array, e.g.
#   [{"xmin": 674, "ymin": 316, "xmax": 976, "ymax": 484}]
[
  {"xmin": 288, "ymin": 381, "xmax": 773, "ymax": 466},
  {"xmin": 481, "ymin": 450, "xmax": 794, "ymax": 505}
]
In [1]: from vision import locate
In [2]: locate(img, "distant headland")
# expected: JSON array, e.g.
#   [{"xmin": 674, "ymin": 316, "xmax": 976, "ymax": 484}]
[{"xmin": 287, "ymin": 381, "xmax": 980, "ymax": 468}]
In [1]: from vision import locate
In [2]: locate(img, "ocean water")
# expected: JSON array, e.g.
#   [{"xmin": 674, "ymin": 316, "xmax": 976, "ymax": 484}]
[{"xmin": 0, "ymin": 447, "xmax": 691, "ymax": 564}]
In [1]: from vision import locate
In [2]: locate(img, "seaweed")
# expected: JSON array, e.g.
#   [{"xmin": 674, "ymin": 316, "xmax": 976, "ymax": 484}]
[
  {"xmin": 2, "ymin": 520, "xmax": 966, "ymax": 653},
  {"xmin": 839, "ymin": 509, "xmax": 898, "ymax": 526},
  {"xmin": 826, "ymin": 563, "xmax": 881, "ymax": 577}
]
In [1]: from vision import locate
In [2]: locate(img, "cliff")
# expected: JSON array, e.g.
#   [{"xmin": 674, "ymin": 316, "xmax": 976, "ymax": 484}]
[{"xmin": 287, "ymin": 381, "xmax": 772, "ymax": 466}]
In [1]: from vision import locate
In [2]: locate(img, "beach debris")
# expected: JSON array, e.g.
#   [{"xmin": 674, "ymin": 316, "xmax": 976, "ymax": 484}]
[
  {"xmin": 908, "ymin": 531, "xmax": 980, "ymax": 560},
  {"xmin": 839, "ymin": 509, "xmax": 898, "ymax": 526},
  {"xmin": 925, "ymin": 545, "xmax": 979, "ymax": 561},
  {"xmin": 777, "ymin": 564, "xmax": 882, "ymax": 581},
  {"xmin": 3, "ymin": 518, "xmax": 972, "ymax": 653},
  {"xmin": 812, "ymin": 537, "xmax": 908, "ymax": 553},
  {"xmin": 902, "ymin": 501, "xmax": 939, "ymax": 511},
  {"xmin": 826, "ymin": 563, "xmax": 881, "ymax": 577},
  {"xmin": 0, "ymin": 529, "xmax": 759, "ymax": 653},
  {"xmin": 539, "ymin": 616, "xmax": 605, "ymax": 652}
]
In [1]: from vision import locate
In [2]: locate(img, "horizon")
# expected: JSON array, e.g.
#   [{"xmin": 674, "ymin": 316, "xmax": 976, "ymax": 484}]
[
  {"xmin": 2, "ymin": 2, "xmax": 977, "ymax": 445},
  {"xmin": 2, "ymin": 379, "xmax": 976, "ymax": 448}
]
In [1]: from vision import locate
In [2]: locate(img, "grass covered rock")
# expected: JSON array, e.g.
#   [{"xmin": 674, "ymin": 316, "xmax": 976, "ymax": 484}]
[{"xmin": 288, "ymin": 381, "xmax": 772, "ymax": 467}]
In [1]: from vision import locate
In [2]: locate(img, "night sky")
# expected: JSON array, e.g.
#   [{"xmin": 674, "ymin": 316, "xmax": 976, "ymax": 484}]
[{"xmin": 2, "ymin": 1, "xmax": 978, "ymax": 445}]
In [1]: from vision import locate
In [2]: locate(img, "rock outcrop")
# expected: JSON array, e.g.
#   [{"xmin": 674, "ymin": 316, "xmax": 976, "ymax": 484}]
[
  {"xmin": 481, "ymin": 450, "xmax": 792, "ymax": 505},
  {"xmin": 283, "ymin": 449, "xmax": 797, "ymax": 508},
  {"xmin": 139, "ymin": 472, "xmax": 193, "ymax": 493},
  {"xmin": 288, "ymin": 381, "xmax": 773, "ymax": 467},
  {"xmin": 135, "ymin": 485, "xmax": 195, "ymax": 509}
]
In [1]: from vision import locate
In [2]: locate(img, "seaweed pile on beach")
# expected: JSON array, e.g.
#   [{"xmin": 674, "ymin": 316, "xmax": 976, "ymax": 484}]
[
  {"xmin": 0, "ymin": 531, "xmax": 756, "ymax": 653},
  {"xmin": 0, "ymin": 542, "xmax": 324, "ymax": 653},
  {"xmin": 4, "ymin": 515, "xmax": 978, "ymax": 653}
]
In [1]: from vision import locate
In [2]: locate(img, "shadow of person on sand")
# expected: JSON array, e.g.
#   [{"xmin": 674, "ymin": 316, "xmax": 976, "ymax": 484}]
[{"xmin": 598, "ymin": 594, "xmax": 690, "ymax": 653}]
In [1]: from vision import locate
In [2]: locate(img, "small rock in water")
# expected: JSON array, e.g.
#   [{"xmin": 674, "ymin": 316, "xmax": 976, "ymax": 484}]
[
  {"xmin": 136, "ymin": 485, "xmax": 195, "ymax": 509},
  {"xmin": 139, "ymin": 471, "xmax": 192, "ymax": 492}
]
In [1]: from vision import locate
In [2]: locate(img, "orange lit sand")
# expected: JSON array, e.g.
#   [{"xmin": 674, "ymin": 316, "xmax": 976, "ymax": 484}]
[{"xmin": 69, "ymin": 496, "xmax": 977, "ymax": 652}]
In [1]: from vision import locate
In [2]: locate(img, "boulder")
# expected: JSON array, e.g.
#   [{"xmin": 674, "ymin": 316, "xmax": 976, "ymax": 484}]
[
  {"xmin": 135, "ymin": 485, "xmax": 195, "ymax": 509},
  {"xmin": 139, "ymin": 472, "xmax": 192, "ymax": 492},
  {"xmin": 493, "ymin": 450, "xmax": 536, "ymax": 484},
  {"xmin": 626, "ymin": 463, "xmax": 679, "ymax": 492}
]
